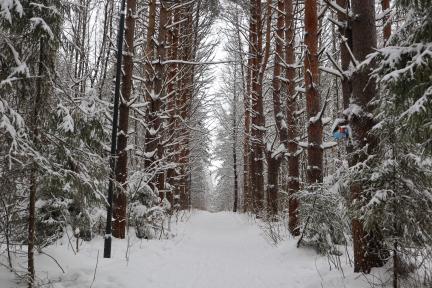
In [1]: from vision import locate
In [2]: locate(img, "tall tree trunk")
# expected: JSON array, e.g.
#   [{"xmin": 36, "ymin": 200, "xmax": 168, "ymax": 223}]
[
  {"xmin": 268, "ymin": 0, "xmax": 286, "ymax": 216},
  {"xmin": 285, "ymin": 0, "xmax": 300, "ymax": 236},
  {"xmin": 336, "ymin": 0, "xmax": 353, "ymax": 110},
  {"xmin": 28, "ymin": 36, "xmax": 54, "ymax": 288},
  {"xmin": 143, "ymin": 0, "xmax": 159, "ymax": 191},
  {"xmin": 304, "ymin": 0, "xmax": 323, "ymax": 185},
  {"xmin": 178, "ymin": 5, "xmax": 194, "ymax": 210},
  {"xmin": 165, "ymin": 8, "xmax": 180, "ymax": 209},
  {"xmin": 351, "ymin": 0, "xmax": 383, "ymax": 273},
  {"xmin": 244, "ymin": 1, "xmax": 255, "ymax": 213},
  {"xmin": 155, "ymin": 1, "xmax": 169, "ymax": 199},
  {"xmin": 249, "ymin": 0, "xmax": 258, "ymax": 212},
  {"xmin": 272, "ymin": 0, "xmax": 287, "ymax": 147},
  {"xmin": 113, "ymin": 0, "xmax": 137, "ymax": 240},
  {"xmin": 250, "ymin": 0, "xmax": 271, "ymax": 215},
  {"xmin": 233, "ymin": 64, "xmax": 239, "ymax": 213}
]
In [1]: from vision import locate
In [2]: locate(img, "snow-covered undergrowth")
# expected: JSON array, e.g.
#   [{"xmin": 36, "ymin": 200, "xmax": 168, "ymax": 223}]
[{"xmin": 0, "ymin": 211, "xmax": 389, "ymax": 288}]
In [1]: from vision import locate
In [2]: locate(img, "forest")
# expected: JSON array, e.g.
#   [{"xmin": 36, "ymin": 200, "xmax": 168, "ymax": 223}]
[{"xmin": 0, "ymin": 0, "xmax": 431, "ymax": 287}]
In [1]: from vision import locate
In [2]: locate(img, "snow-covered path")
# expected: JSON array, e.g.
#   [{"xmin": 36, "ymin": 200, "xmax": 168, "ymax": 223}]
[
  {"xmin": 1, "ymin": 211, "xmax": 377, "ymax": 288},
  {"xmin": 142, "ymin": 211, "xmax": 305, "ymax": 288}
]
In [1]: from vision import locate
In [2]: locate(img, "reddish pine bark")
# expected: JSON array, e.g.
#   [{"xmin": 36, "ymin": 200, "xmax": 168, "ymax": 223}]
[
  {"xmin": 177, "ymin": 6, "xmax": 194, "ymax": 210},
  {"xmin": 113, "ymin": 0, "xmax": 137, "ymax": 239},
  {"xmin": 266, "ymin": 155, "xmax": 280, "ymax": 216},
  {"xmin": 272, "ymin": 0, "xmax": 287, "ymax": 146},
  {"xmin": 285, "ymin": 0, "xmax": 300, "ymax": 236},
  {"xmin": 165, "ymin": 9, "xmax": 180, "ymax": 209},
  {"xmin": 351, "ymin": 0, "xmax": 385, "ymax": 273},
  {"xmin": 250, "ymin": 0, "xmax": 271, "ymax": 214},
  {"xmin": 267, "ymin": 0, "xmax": 286, "ymax": 216},
  {"xmin": 304, "ymin": 0, "xmax": 323, "ymax": 185},
  {"xmin": 249, "ymin": 0, "xmax": 259, "ymax": 212},
  {"xmin": 143, "ymin": 0, "xmax": 161, "ymax": 193},
  {"xmin": 155, "ymin": 1, "xmax": 169, "ymax": 199}
]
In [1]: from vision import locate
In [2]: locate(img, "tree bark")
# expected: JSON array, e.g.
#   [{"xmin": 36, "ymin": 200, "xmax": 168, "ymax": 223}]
[
  {"xmin": 304, "ymin": 0, "xmax": 323, "ymax": 185},
  {"xmin": 266, "ymin": 155, "xmax": 280, "ymax": 217},
  {"xmin": 113, "ymin": 0, "xmax": 137, "ymax": 240},
  {"xmin": 28, "ymin": 172, "xmax": 36, "ymax": 288},
  {"xmin": 28, "ymin": 36, "xmax": 54, "ymax": 288},
  {"xmin": 382, "ymin": 0, "xmax": 391, "ymax": 44},
  {"xmin": 143, "ymin": 0, "xmax": 161, "ymax": 193},
  {"xmin": 165, "ymin": 8, "xmax": 180, "ymax": 209},
  {"xmin": 351, "ymin": 0, "xmax": 384, "ymax": 273},
  {"xmin": 243, "ymin": 7, "xmax": 253, "ymax": 213},
  {"xmin": 267, "ymin": 0, "xmax": 286, "ymax": 216},
  {"xmin": 233, "ymin": 65, "xmax": 239, "ymax": 213},
  {"xmin": 272, "ymin": 0, "xmax": 288, "ymax": 147},
  {"xmin": 178, "ymin": 5, "xmax": 194, "ymax": 210},
  {"xmin": 250, "ymin": 0, "xmax": 271, "ymax": 215},
  {"xmin": 285, "ymin": 0, "xmax": 300, "ymax": 236},
  {"xmin": 336, "ymin": 0, "xmax": 353, "ymax": 110},
  {"xmin": 155, "ymin": 1, "xmax": 169, "ymax": 198}
]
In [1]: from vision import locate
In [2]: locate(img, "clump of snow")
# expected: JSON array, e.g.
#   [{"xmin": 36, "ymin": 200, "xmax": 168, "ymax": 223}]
[
  {"xmin": 0, "ymin": 0, "xmax": 23, "ymax": 23},
  {"xmin": 57, "ymin": 104, "xmax": 75, "ymax": 133},
  {"xmin": 30, "ymin": 17, "xmax": 54, "ymax": 38}
]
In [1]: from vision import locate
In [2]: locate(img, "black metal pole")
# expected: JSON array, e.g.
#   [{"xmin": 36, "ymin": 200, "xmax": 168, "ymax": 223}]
[{"xmin": 104, "ymin": 0, "xmax": 127, "ymax": 259}]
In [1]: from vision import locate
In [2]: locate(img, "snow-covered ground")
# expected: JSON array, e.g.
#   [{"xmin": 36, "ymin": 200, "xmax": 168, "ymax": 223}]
[{"xmin": 0, "ymin": 211, "xmax": 387, "ymax": 288}]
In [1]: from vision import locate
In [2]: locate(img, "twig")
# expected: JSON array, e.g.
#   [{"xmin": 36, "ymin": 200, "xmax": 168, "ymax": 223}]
[
  {"xmin": 40, "ymin": 251, "xmax": 65, "ymax": 274},
  {"xmin": 89, "ymin": 250, "xmax": 99, "ymax": 288}
]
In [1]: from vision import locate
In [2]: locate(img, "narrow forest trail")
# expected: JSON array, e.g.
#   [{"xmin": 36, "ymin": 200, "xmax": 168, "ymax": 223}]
[
  {"xmin": 146, "ymin": 211, "xmax": 320, "ymax": 288},
  {"xmin": 1, "ymin": 211, "xmax": 377, "ymax": 288}
]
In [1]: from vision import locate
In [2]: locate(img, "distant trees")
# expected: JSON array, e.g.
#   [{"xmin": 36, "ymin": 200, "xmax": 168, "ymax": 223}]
[{"xmin": 213, "ymin": 4, "xmax": 244, "ymax": 212}]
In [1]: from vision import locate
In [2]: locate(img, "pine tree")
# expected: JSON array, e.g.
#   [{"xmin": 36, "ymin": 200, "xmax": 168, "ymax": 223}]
[
  {"xmin": 113, "ymin": 0, "xmax": 137, "ymax": 240},
  {"xmin": 357, "ymin": 0, "xmax": 432, "ymax": 283},
  {"xmin": 349, "ymin": 0, "xmax": 385, "ymax": 273},
  {"xmin": 304, "ymin": 0, "xmax": 323, "ymax": 187},
  {"xmin": 285, "ymin": 0, "xmax": 300, "ymax": 236}
]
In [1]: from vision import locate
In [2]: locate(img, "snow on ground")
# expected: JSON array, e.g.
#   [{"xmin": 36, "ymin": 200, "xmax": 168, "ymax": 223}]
[{"xmin": 0, "ymin": 211, "xmax": 387, "ymax": 288}]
